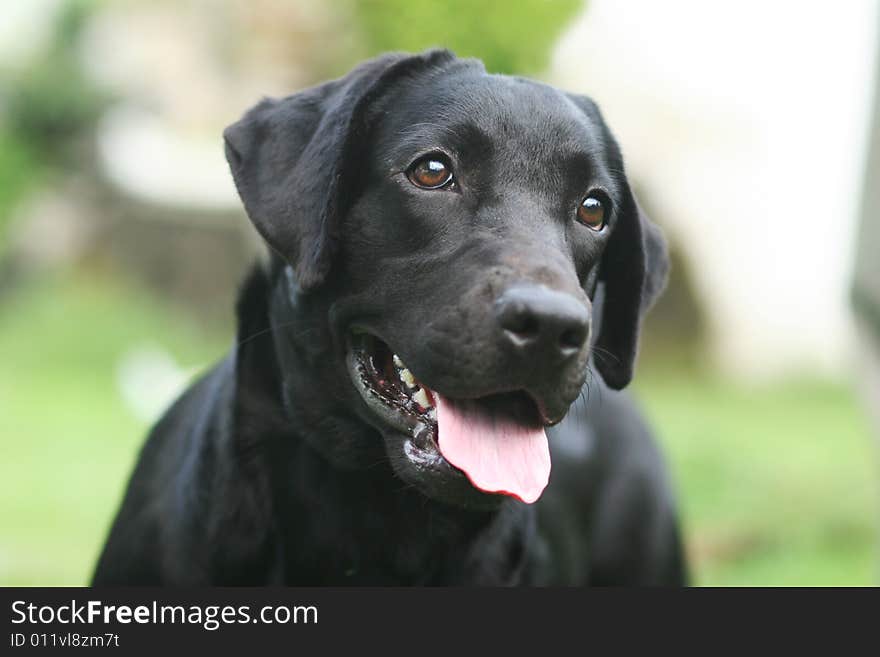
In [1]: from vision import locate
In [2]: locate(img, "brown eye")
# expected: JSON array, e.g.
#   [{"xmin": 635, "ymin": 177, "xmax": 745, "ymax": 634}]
[
  {"xmin": 577, "ymin": 195, "xmax": 606, "ymax": 230},
  {"xmin": 407, "ymin": 155, "xmax": 454, "ymax": 189}
]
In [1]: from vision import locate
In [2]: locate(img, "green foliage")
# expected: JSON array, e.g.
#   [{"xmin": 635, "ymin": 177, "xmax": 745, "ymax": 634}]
[
  {"xmin": 352, "ymin": 0, "xmax": 582, "ymax": 74},
  {"xmin": 0, "ymin": 0, "xmax": 108, "ymax": 253},
  {"xmin": 4, "ymin": 59, "xmax": 107, "ymax": 164},
  {"xmin": 0, "ymin": 129, "xmax": 40, "ymax": 250},
  {"xmin": 3, "ymin": 0, "xmax": 109, "ymax": 165}
]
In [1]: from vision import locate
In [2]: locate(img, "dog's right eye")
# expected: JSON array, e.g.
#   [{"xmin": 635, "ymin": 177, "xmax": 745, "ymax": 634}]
[
  {"xmin": 407, "ymin": 155, "xmax": 454, "ymax": 190},
  {"xmin": 577, "ymin": 194, "xmax": 606, "ymax": 231}
]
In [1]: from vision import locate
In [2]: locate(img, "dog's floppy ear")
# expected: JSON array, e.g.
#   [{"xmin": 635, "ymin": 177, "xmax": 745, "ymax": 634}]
[
  {"xmin": 566, "ymin": 94, "xmax": 670, "ymax": 389},
  {"xmin": 593, "ymin": 189, "xmax": 669, "ymax": 389},
  {"xmin": 224, "ymin": 49, "xmax": 456, "ymax": 291}
]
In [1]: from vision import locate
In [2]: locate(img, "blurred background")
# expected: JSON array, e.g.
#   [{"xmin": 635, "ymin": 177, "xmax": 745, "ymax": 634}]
[{"xmin": 1, "ymin": 0, "xmax": 878, "ymax": 586}]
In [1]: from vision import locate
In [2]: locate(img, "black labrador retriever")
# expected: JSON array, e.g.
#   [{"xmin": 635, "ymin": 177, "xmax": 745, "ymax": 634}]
[{"xmin": 93, "ymin": 50, "xmax": 686, "ymax": 585}]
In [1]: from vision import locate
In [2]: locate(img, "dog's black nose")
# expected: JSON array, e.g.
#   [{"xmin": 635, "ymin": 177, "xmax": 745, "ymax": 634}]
[{"xmin": 495, "ymin": 286, "xmax": 590, "ymax": 360}]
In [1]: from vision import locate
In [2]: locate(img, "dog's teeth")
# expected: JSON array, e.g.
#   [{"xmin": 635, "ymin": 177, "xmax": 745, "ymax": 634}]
[
  {"xmin": 427, "ymin": 408, "xmax": 437, "ymax": 422},
  {"xmin": 413, "ymin": 388, "xmax": 431, "ymax": 409},
  {"xmin": 393, "ymin": 354, "xmax": 404, "ymax": 368},
  {"xmin": 399, "ymin": 368, "xmax": 416, "ymax": 388}
]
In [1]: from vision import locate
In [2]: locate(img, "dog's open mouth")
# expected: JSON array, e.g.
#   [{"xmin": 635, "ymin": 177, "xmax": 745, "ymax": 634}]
[{"xmin": 347, "ymin": 332, "xmax": 551, "ymax": 503}]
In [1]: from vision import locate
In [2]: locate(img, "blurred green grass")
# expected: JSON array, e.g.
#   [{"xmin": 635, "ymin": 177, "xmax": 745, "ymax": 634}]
[
  {"xmin": 635, "ymin": 369, "xmax": 878, "ymax": 585},
  {"xmin": 0, "ymin": 271, "xmax": 229, "ymax": 585},
  {"xmin": 0, "ymin": 273, "xmax": 876, "ymax": 585}
]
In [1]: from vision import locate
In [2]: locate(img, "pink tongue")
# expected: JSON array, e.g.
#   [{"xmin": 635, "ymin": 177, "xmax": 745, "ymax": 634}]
[{"xmin": 435, "ymin": 394, "xmax": 550, "ymax": 504}]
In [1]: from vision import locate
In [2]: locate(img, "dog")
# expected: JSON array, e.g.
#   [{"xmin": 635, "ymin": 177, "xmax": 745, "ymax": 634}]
[{"xmin": 92, "ymin": 50, "xmax": 686, "ymax": 585}]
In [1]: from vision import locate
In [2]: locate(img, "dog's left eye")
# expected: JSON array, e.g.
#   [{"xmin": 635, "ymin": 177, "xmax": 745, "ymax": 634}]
[
  {"xmin": 577, "ymin": 195, "xmax": 606, "ymax": 230},
  {"xmin": 407, "ymin": 155, "xmax": 454, "ymax": 189}
]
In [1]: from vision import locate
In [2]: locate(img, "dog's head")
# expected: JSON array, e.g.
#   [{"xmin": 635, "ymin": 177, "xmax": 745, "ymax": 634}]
[{"xmin": 224, "ymin": 50, "xmax": 668, "ymax": 508}]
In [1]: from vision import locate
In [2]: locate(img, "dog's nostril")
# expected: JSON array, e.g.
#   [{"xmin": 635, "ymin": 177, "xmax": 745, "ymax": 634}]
[
  {"xmin": 560, "ymin": 326, "xmax": 587, "ymax": 350},
  {"xmin": 503, "ymin": 312, "xmax": 540, "ymax": 341}
]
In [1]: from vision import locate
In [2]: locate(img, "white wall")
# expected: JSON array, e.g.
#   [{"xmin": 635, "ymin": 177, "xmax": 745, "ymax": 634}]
[{"xmin": 551, "ymin": 0, "xmax": 880, "ymax": 379}]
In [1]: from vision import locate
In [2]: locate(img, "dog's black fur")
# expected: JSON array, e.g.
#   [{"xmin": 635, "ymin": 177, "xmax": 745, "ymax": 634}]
[{"xmin": 93, "ymin": 50, "xmax": 687, "ymax": 585}]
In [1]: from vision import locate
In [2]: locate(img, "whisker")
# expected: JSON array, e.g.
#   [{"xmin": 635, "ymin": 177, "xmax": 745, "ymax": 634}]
[
  {"xmin": 236, "ymin": 322, "xmax": 321, "ymax": 348},
  {"xmin": 591, "ymin": 345, "xmax": 620, "ymax": 365}
]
